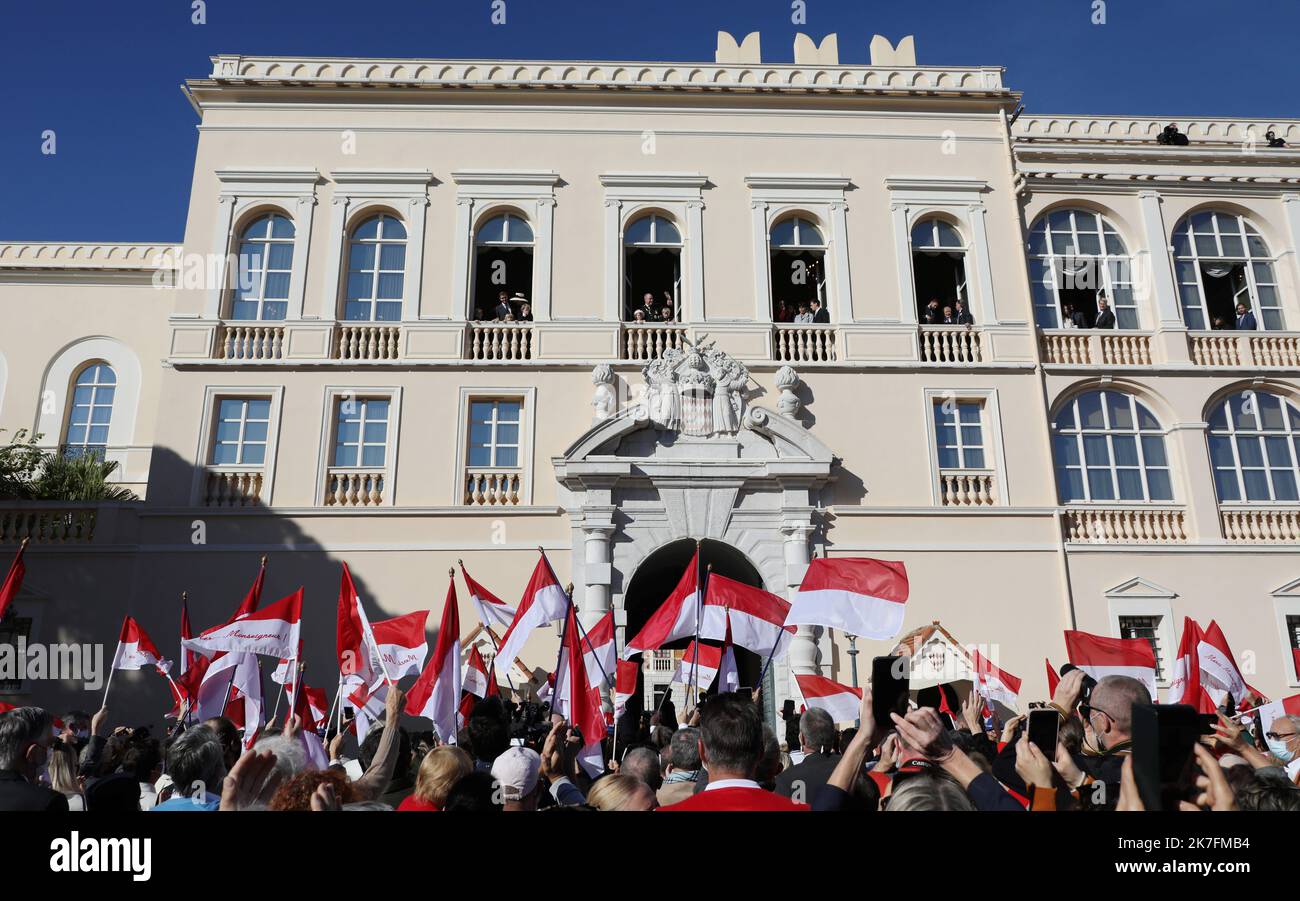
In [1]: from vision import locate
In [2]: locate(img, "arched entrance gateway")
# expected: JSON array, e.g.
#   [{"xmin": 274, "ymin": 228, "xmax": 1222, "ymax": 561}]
[{"xmin": 552, "ymin": 337, "xmax": 837, "ymax": 724}]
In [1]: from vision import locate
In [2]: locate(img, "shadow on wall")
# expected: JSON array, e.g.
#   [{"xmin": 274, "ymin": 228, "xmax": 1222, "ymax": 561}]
[{"xmin": 1, "ymin": 444, "xmax": 438, "ymax": 731}]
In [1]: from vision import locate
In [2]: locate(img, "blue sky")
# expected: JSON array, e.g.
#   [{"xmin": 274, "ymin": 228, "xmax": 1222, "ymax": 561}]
[{"xmin": 2, "ymin": 0, "xmax": 1296, "ymax": 241}]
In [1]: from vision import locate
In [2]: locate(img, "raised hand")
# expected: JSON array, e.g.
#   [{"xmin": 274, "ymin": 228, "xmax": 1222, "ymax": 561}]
[
  {"xmin": 219, "ymin": 749, "xmax": 283, "ymax": 811},
  {"xmin": 1014, "ymin": 737, "xmax": 1054, "ymax": 789},
  {"xmin": 890, "ymin": 707, "xmax": 955, "ymax": 763},
  {"xmin": 1052, "ymin": 669, "xmax": 1086, "ymax": 714}
]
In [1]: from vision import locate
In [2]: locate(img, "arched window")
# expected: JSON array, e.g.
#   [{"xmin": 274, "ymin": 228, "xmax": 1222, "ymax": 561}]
[
  {"xmin": 1028, "ymin": 208, "xmax": 1136, "ymax": 329},
  {"xmin": 344, "ymin": 214, "xmax": 406, "ymax": 322},
  {"xmin": 1173, "ymin": 211, "xmax": 1283, "ymax": 331},
  {"xmin": 1207, "ymin": 390, "xmax": 1300, "ymax": 502},
  {"xmin": 64, "ymin": 363, "xmax": 116, "ymax": 458},
  {"xmin": 1052, "ymin": 390, "xmax": 1172, "ymax": 502},
  {"xmin": 473, "ymin": 212, "xmax": 534, "ymax": 321},
  {"xmin": 623, "ymin": 213, "xmax": 682, "ymax": 322},
  {"xmin": 769, "ymin": 216, "xmax": 827, "ymax": 322},
  {"xmin": 911, "ymin": 218, "xmax": 969, "ymax": 323},
  {"xmin": 232, "ymin": 213, "xmax": 294, "ymax": 321}
]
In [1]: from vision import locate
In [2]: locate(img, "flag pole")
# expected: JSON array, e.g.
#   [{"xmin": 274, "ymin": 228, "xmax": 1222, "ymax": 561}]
[
  {"xmin": 547, "ymin": 570, "xmax": 573, "ymax": 712},
  {"xmin": 688, "ymin": 541, "xmax": 702, "ymax": 709},
  {"xmin": 570, "ymin": 611, "xmax": 613, "ymax": 690},
  {"xmin": 458, "ymin": 558, "xmax": 518, "ymax": 694}
]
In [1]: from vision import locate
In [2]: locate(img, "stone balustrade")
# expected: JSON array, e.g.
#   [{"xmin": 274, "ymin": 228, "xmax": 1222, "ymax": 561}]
[
  {"xmin": 1189, "ymin": 332, "xmax": 1243, "ymax": 367},
  {"xmin": 938, "ymin": 470, "xmax": 997, "ymax": 506},
  {"xmin": 1248, "ymin": 334, "xmax": 1300, "ymax": 368},
  {"xmin": 324, "ymin": 468, "xmax": 386, "ymax": 506},
  {"xmin": 335, "ymin": 324, "xmax": 401, "ymax": 361},
  {"xmin": 464, "ymin": 468, "xmax": 523, "ymax": 506},
  {"xmin": 1100, "ymin": 333, "xmax": 1152, "ymax": 366},
  {"xmin": 468, "ymin": 322, "xmax": 533, "ymax": 361},
  {"xmin": 0, "ymin": 506, "xmax": 99, "ymax": 543},
  {"xmin": 774, "ymin": 325, "xmax": 837, "ymax": 363},
  {"xmin": 219, "ymin": 323, "xmax": 285, "ymax": 360},
  {"xmin": 1219, "ymin": 507, "xmax": 1300, "ymax": 543},
  {"xmin": 919, "ymin": 325, "xmax": 982, "ymax": 363},
  {"xmin": 1063, "ymin": 506, "xmax": 1187, "ymax": 543},
  {"xmin": 623, "ymin": 323, "xmax": 686, "ymax": 361},
  {"xmin": 203, "ymin": 469, "xmax": 264, "ymax": 507}
]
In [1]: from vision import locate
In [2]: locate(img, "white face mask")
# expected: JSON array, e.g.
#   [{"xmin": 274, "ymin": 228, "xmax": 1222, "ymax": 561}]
[{"xmin": 1266, "ymin": 736, "xmax": 1296, "ymax": 763}]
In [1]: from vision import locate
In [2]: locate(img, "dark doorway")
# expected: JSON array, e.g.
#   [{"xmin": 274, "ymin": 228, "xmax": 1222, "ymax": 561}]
[
  {"xmin": 620, "ymin": 538, "xmax": 765, "ymax": 724},
  {"xmin": 472, "ymin": 247, "xmax": 533, "ymax": 320},
  {"xmin": 769, "ymin": 249, "xmax": 826, "ymax": 314},
  {"xmin": 623, "ymin": 248, "xmax": 680, "ymax": 321},
  {"xmin": 912, "ymin": 251, "xmax": 967, "ymax": 317}
]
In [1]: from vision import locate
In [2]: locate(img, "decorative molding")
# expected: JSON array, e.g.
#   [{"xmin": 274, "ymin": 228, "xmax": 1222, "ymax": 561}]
[
  {"xmin": 1103, "ymin": 576, "xmax": 1178, "ymax": 600},
  {"xmin": 0, "ymin": 243, "xmax": 180, "ymax": 271}
]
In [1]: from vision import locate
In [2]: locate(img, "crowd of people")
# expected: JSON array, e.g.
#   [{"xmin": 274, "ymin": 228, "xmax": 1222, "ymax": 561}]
[
  {"xmin": 473, "ymin": 291, "xmax": 533, "ymax": 323},
  {"xmin": 773, "ymin": 298, "xmax": 830, "ymax": 324},
  {"xmin": 920, "ymin": 298, "xmax": 976, "ymax": 326},
  {"xmin": 626, "ymin": 291, "xmax": 679, "ymax": 324},
  {"xmin": 3, "ymin": 670, "xmax": 1297, "ymax": 812}
]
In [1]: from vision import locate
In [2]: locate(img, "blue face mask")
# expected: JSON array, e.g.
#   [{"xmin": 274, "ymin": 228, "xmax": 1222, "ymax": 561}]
[{"xmin": 1266, "ymin": 737, "xmax": 1296, "ymax": 763}]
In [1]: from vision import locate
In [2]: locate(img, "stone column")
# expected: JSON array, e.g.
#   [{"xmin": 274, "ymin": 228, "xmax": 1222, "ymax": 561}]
[
  {"xmin": 782, "ymin": 521, "xmax": 818, "ymax": 675},
  {"xmin": 578, "ymin": 508, "xmax": 616, "ymax": 705}
]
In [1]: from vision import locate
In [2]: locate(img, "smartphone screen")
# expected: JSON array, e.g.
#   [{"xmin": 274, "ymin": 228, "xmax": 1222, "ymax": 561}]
[
  {"xmin": 1027, "ymin": 709, "xmax": 1059, "ymax": 759},
  {"xmin": 1131, "ymin": 703, "xmax": 1215, "ymax": 811},
  {"xmin": 871, "ymin": 655, "xmax": 910, "ymax": 733}
]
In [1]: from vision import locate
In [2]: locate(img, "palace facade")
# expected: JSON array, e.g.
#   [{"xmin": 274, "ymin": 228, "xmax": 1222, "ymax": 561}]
[{"xmin": 3, "ymin": 33, "xmax": 1300, "ymax": 722}]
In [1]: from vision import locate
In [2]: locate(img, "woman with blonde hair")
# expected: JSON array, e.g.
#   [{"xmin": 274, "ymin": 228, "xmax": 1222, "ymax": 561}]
[
  {"xmin": 47, "ymin": 741, "xmax": 85, "ymax": 811},
  {"xmin": 586, "ymin": 774, "xmax": 657, "ymax": 811},
  {"xmin": 398, "ymin": 746, "xmax": 473, "ymax": 811}
]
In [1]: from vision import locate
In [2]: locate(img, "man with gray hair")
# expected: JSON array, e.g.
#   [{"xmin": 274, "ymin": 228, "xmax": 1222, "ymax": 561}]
[
  {"xmin": 619, "ymin": 746, "xmax": 663, "ymax": 791},
  {"xmin": 153, "ymin": 725, "xmax": 226, "ymax": 811},
  {"xmin": 657, "ymin": 726, "xmax": 701, "ymax": 807},
  {"xmin": 0, "ymin": 706, "xmax": 67, "ymax": 811},
  {"xmin": 774, "ymin": 706, "xmax": 839, "ymax": 802}
]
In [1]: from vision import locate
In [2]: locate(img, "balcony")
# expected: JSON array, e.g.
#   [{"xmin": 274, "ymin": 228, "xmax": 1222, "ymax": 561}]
[
  {"xmin": 1219, "ymin": 506, "xmax": 1300, "ymax": 543},
  {"xmin": 622, "ymin": 323, "xmax": 686, "ymax": 361},
  {"xmin": 202, "ymin": 468, "xmax": 264, "ymax": 507},
  {"xmin": 324, "ymin": 468, "xmax": 386, "ymax": 506},
  {"xmin": 1189, "ymin": 331, "xmax": 1300, "ymax": 369},
  {"xmin": 938, "ymin": 470, "xmax": 997, "ymax": 506},
  {"xmin": 1039, "ymin": 330, "xmax": 1152, "ymax": 366},
  {"xmin": 464, "ymin": 467, "xmax": 523, "ymax": 506},
  {"xmin": 0, "ymin": 504, "xmax": 99, "ymax": 544},
  {"xmin": 773, "ymin": 324, "xmax": 837, "ymax": 363},
  {"xmin": 918, "ymin": 325, "xmax": 983, "ymax": 363},
  {"xmin": 218, "ymin": 323, "xmax": 285, "ymax": 361},
  {"xmin": 1063, "ymin": 506, "xmax": 1188, "ymax": 544},
  {"xmin": 334, "ymin": 324, "xmax": 401, "ymax": 361},
  {"xmin": 467, "ymin": 322, "xmax": 533, "ymax": 361}
]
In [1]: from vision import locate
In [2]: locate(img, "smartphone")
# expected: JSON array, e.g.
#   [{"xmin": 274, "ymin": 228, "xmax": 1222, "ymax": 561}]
[
  {"xmin": 871, "ymin": 655, "xmax": 910, "ymax": 733},
  {"xmin": 1131, "ymin": 703, "xmax": 1216, "ymax": 811},
  {"xmin": 1026, "ymin": 709, "xmax": 1059, "ymax": 759}
]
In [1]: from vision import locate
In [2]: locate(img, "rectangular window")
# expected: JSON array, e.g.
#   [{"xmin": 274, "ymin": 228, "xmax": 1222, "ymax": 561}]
[
  {"xmin": 211, "ymin": 397, "xmax": 272, "ymax": 466},
  {"xmin": 1119, "ymin": 615, "xmax": 1165, "ymax": 681},
  {"xmin": 468, "ymin": 399, "xmax": 522, "ymax": 468},
  {"xmin": 332, "ymin": 398, "xmax": 390, "ymax": 468},
  {"xmin": 933, "ymin": 400, "xmax": 986, "ymax": 469},
  {"xmin": 1288, "ymin": 615, "xmax": 1300, "ymax": 679}
]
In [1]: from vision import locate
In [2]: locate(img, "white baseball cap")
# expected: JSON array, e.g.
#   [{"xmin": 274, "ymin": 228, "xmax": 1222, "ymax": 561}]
[{"xmin": 490, "ymin": 746, "xmax": 541, "ymax": 801}]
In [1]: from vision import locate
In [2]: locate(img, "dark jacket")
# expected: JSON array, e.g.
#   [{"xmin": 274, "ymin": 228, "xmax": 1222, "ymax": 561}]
[
  {"xmin": 812, "ymin": 307, "xmax": 830, "ymax": 324},
  {"xmin": 955, "ymin": 309, "xmax": 975, "ymax": 325},
  {"xmin": 774, "ymin": 751, "xmax": 840, "ymax": 801},
  {"xmin": 0, "ymin": 769, "xmax": 69, "ymax": 812},
  {"xmin": 1235, "ymin": 312, "xmax": 1258, "ymax": 330},
  {"xmin": 1094, "ymin": 309, "xmax": 1116, "ymax": 329}
]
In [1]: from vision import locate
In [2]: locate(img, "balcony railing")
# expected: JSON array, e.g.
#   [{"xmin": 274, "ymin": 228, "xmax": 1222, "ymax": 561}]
[
  {"xmin": 1189, "ymin": 331, "xmax": 1300, "ymax": 368},
  {"xmin": 1100, "ymin": 333, "xmax": 1152, "ymax": 366},
  {"xmin": 334, "ymin": 324, "xmax": 401, "ymax": 361},
  {"xmin": 218, "ymin": 323, "xmax": 285, "ymax": 361},
  {"xmin": 203, "ymin": 468, "xmax": 264, "ymax": 507},
  {"xmin": 324, "ymin": 468, "xmax": 385, "ymax": 506},
  {"xmin": 773, "ymin": 324, "xmax": 837, "ymax": 363},
  {"xmin": 468, "ymin": 322, "xmax": 533, "ymax": 361},
  {"xmin": 1219, "ymin": 506, "xmax": 1300, "ymax": 543},
  {"xmin": 622, "ymin": 323, "xmax": 687, "ymax": 361},
  {"xmin": 1249, "ymin": 334, "xmax": 1300, "ymax": 367},
  {"xmin": 1063, "ymin": 506, "xmax": 1188, "ymax": 544},
  {"xmin": 919, "ymin": 325, "xmax": 982, "ymax": 363},
  {"xmin": 0, "ymin": 505, "xmax": 98, "ymax": 543},
  {"xmin": 1188, "ymin": 332, "xmax": 1242, "ymax": 367},
  {"xmin": 938, "ymin": 470, "xmax": 997, "ymax": 506},
  {"xmin": 464, "ymin": 468, "xmax": 523, "ymax": 506}
]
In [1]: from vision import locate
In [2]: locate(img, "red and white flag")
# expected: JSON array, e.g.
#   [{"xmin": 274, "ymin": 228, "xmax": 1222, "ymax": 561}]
[
  {"xmin": 460, "ymin": 561, "xmax": 517, "ymax": 631},
  {"xmin": 787, "ymin": 558, "xmax": 909, "ymax": 641},
  {"xmin": 1255, "ymin": 693, "xmax": 1300, "ymax": 735},
  {"xmin": 716, "ymin": 609, "xmax": 739, "ymax": 695},
  {"xmin": 179, "ymin": 595, "xmax": 198, "ymax": 678},
  {"xmin": 184, "ymin": 589, "xmax": 303, "ymax": 660},
  {"xmin": 1198, "ymin": 621, "xmax": 1248, "ymax": 705},
  {"xmin": 1045, "ymin": 659, "xmax": 1060, "ymax": 698},
  {"xmin": 194, "ymin": 559, "xmax": 266, "ymax": 722},
  {"xmin": 553, "ymin": 604, "xmax": 606, "ymax": 778},
  {"xmin": 271, "ymin": 655, "xmax": 298, "ymax": 686},
  {"xmin": 0, "ymin": 539, "xmax": 27, "ymax": 621},
  {"xmin": 614, "ymin": 659, "xmax": 639, "ymax": 720},
  {"xmin": 1064, "ymin": 629, "xmax": 1158, "ymax": 696},
  {"xmin": 1168, "ymin": 618, "xmax": 1204, "ymax": 705},
  {"xmin": 336, "ymin": 563, "xmax": 389, "ymax": 686},
  {"xmin": 110, "ymin": 617, "xmax": 171, "ymax": 674},
  {"xmin": 406, "ymin": 576, "xmax": 462, "ymax": 744},
  {"xmin": 496, "ymin": 551, "xmax": 570, "ymax": 667},
  {"xmin": 970, "ymin": 647, "xmax": 1020, "ymax": 710},
  {"xmin": 225, "ymin": 652, "xmax": 265, "ymax": 749},
  {"xmin": 700, "ymin": 572, "xmax": 795, "ymax": 659},
  {"xmin": 371, "ymin": 610, "xmax": 430, "ymax": 680},
  {"xmin": 462, "ymin": 646, "xmax": 492, "ymax": 699},
  {"xmin": 670, "ymin": 641, "xmax": 721, "ymax": 690},
  {"xmin": 580, "ymin": 610, "xmax": 616, "ymax": 689},
  {"xmin": 795, "ymin": 673, "xmax": 862, "ymax": 724},
  {"xmin": 623, "ymin": 550, "xmax": 701, "ymax": 658},
  {"xmin": 1293, "ymin": 648, "xmax": 1300, "ymax": 682}
]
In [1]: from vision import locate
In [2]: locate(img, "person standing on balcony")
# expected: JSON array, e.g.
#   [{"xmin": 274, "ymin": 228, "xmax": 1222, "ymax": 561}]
[
  {"xmin": 940, "ymin": 305, "xmax": 958, "ymax": 325},
  {"xmin": 794, "ymin": 303, "xmax": 813, "ymax": 324},
  {"xmin": 517, "ymin": 302, "xmax": 533, "ymax": 322},
  {"xmin": 660, "ymin": 301, "xmax": 676, "ymax": 322},
  {"xmin": 632, "ymin": 292, "xmax": 657, "ymax": 322},
  {"xmin": 1234, "ymin": 303, "xmax": 1257, "ymax": 330},
  {"xmin": 774, "ymin": 299, "xmax": 793, "ymax": 323},
  {"xmin": 492, "ymin": 291, "xmax": 513, "ymax": 321},
  {"xmin": 922, "ymin": 298, "xmax": 942, "ymax": 324},
  {"xmin": 811, "ymin": 299, "xmax": 830, "ymax": 323},
  {"xmin": 1094, "ymin": 296, "xmax": 1116, "ymax": 329},
  {"xmin": 954, "ymin": 300, "xmax": 974, "ymax": 325}
]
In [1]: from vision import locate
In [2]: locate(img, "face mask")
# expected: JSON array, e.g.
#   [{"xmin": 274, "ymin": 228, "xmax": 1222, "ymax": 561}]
[{"xmin": 1266, "ymin": 737, "xmax": 1295, "ymax": 763}]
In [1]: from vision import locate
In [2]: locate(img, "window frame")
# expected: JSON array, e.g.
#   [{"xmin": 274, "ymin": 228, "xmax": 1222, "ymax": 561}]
[
  {"xmin": 1027, "ymin": 207, "xmax": 1138, "ymax": 330},
  {"xmin": 1105, "ymin": 580, "xmax": 1177, "ymax": 689},
  {"xmin": 315, "ymin": 387, "xmax": 403, "ymax": 506},
  {"xmin": 1051, "ymin": 390, "xmax": 1174, "ymax": 504},
  {"xmin": 453, "ymin": 387, "xmax": 537, "ymax": 506},
  {"xmin": 1274, "ymin": 582, "xmax": 1300, "ymax": 688},
  {"xmin": 192, "ymin": 386, "xmax": 284, "ymax": 505},
  {"xmin": 230, "ymin": 212, "xmax": 296, "ymax": 322},
  {"xmin": 1205, "ymin": 390, "xmax": 1300, "ymax": 505},
  {"xmin": 62, "ymin": 362, "xmax": 117, "ymax": 457},
  {"xmin": 922, "ymin": 388, "xmax": 1009, "ymax": 505},
  {"xmin": 1172, "ymin": 210, "xmax": 1284, "ymax": 331},
  {"xmin": 342, "ymin": 212, "xmax": 408, "ymax": 323}
]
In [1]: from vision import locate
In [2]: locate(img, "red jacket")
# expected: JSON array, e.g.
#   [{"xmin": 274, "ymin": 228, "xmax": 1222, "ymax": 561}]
[{"xmin": 657, "ymin": 785, "xmax": 809, "ymax": 812}]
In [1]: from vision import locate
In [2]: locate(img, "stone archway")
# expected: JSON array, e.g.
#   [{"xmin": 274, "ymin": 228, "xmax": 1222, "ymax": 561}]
[{"xmin": 552, "ymin": 344, "xmax": 838, "ymax": 718}]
